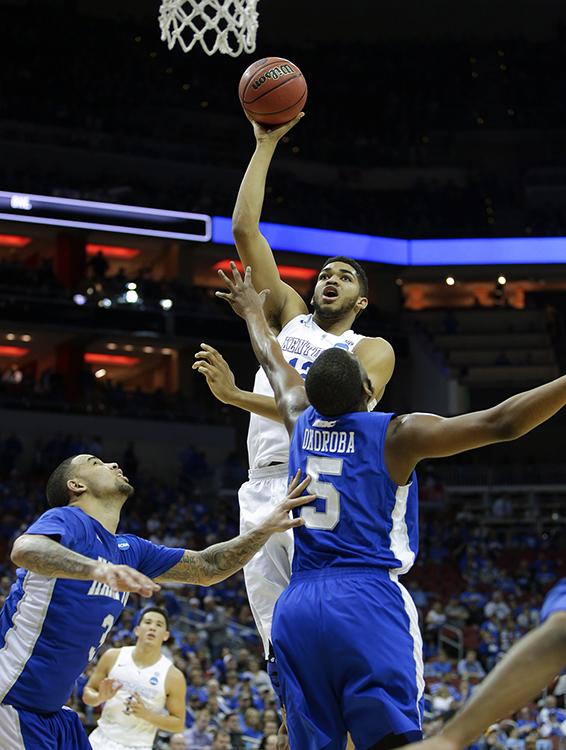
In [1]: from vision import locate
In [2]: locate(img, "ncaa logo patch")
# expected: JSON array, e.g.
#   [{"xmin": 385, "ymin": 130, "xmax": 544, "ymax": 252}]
[
  {"xmin": 117, "ymin": 540, "xmax": 130, "ymax": 550},
  {"xmin": 149, "ymin": 675, "xmax": 159, "ymax": 685}
]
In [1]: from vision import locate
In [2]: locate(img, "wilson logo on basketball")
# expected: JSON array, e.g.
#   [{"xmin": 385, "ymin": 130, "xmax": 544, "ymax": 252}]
[{"xmin": 251, "ymin": 64, "xmax": 295, "ymax": 90}]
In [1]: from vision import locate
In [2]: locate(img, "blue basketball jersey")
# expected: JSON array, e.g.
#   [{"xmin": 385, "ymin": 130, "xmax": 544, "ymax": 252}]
[
  {"xmin": 0, "ymin": 506, "xmax": 183, "ymax": 714},
  {"xmin": 288, "ymin": 407, "xmax": 419, "ymax": 574}
]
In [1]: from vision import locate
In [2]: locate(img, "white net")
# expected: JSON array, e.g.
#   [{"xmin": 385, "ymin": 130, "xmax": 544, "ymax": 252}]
[{"xmin": 159, "ymin": 0, "xmax": 260, "ymax": 57}]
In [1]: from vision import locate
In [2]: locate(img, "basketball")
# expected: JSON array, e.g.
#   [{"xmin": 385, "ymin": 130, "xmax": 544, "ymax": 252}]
[{"xmin": 238, "ymin": 56, "xmax": 308, "ymax": 126}]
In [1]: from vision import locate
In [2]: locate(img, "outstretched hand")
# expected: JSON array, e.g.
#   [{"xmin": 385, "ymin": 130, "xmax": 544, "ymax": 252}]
[
  {"xmin": 259, "ymin": 469, "xmax": 315, "ymax": 535},
  {"xmin": 216, "ymin": 262, "xmax": 269, "ymax": 320},
  {"xmin": 192, "ymin": 343, "xmax": 238, "ymax": 405},
  {"xmin": 247, "ymin": 111, "xmax": 305, "ymax": 145}
]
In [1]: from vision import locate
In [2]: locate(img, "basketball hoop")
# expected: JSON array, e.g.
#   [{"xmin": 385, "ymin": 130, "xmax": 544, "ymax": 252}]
[{"xmin": 159, "ymin": 0, "xmax": 260, "ymax": 57}]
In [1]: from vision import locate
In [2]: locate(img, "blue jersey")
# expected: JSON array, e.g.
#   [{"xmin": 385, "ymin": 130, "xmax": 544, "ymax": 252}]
[
  {"xmin": 288, "ymin": 407, "xmax": 419, "ymax": 574},
  {"xmin": 0, "ymin": 506, "xmax": 183, "ymax": 714}
]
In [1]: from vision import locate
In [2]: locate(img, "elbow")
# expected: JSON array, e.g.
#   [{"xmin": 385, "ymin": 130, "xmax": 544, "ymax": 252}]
[
  {"xmin": 10, "ymin": 537, "xmax": 30, "ymax": 568},
  {"xmin": 232, "ymin": 217, "xmax": 256, "ymax": 242},
  {"xmin": 493, "ymin": 415, "xmax": 521, "ymax": 442},
  {"xmin": 172, "ymin": 718, "xmax": 185, "ymax": 733}
]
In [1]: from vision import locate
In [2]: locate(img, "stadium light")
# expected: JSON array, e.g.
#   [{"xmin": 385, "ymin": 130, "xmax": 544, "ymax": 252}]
[
  {"xmin": 125, "ymin": 290, "xmax": 139, "ymax": 303},
  {"xmin": 73, "ymin": 293, "xmax": 87, "ymax": 306},
  {"xmin": 160, "ymin": 298, "xmax": 173, "ymax": 310},
  {"xmin": 498, "ymin": 275, "xmax": 507, "ymax": 285},
  {"xmin": 446, "ymin": 276, "xmax": 455, "ymax": 286}
]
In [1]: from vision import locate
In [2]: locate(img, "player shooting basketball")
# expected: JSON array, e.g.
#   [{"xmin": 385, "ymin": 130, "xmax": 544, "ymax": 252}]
[
  {"xmin": 194, "ymin": 114, "xmax": 394, "ymax": 690},
  {"xmin": 213, "ymin": 262, "xmax": 566, "ymax": 750}
]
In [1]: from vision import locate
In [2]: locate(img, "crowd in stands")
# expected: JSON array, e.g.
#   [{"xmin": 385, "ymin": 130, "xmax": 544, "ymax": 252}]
[
  {"xmin": 2, "ymin": 6, "xmax": 566, "ymax": 237},
  {"xmin": 1, "ymin": 436, "xmax": 566, "ymax": 747}
]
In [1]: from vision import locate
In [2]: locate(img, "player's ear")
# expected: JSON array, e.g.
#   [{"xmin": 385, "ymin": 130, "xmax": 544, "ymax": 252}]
[
  {"xmin": 354, "ymin": 296, "xmax": 368, "ymax": 315},
  {"xmin": 67, "ymin": 478, "xmax": 87, "ymax": 499}
]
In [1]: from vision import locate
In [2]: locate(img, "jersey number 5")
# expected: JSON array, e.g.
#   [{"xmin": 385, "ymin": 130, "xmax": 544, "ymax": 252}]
[{"xmin": 300, "ymin": 456, "xmax": 342, "ymax": 531}]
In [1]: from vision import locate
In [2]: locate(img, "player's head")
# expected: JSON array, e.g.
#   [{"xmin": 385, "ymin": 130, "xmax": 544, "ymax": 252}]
[
  {"xmin": 311, "ymin": 257, "xmax": 368, "ymax": 322},
  {"xmin": 134, "ymin": 606, "xmax": 170, "ymax": 646},
  {"xmin": 45, "ymin": 454, "xmax": 133, "ymax": 507},
  {"xmin": 305, "ymin": 347, "xmax": 372, "ymax": 416}
]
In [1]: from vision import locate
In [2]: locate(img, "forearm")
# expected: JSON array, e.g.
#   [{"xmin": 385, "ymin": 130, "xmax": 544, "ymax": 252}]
[
  {"xmin": 82, "ymin": 687, "xmax": 105, "ymax": 707},
  {"xmin": 441, "ymin": 615, "xmax": 566, "ymax": 749},
  {"xmin": 140, "ymin": 710, "xmax": 184, "ymax": 733},
  {"xmin": 496, "ymin": 374, "xmax": 566, "ymax": 439},
  {"xmin": 159, "ymin": 527, "xmax": 272, "ymax": 586},
  {"xmin": 233, "ymin": 142, "xmax": 277, "ymax": 231},
  {"xmin": 244, "ymin": 309, "xmax": 304, "ymax": 406},
  {"xmin": 230, "ymin": 389, "xmax": 283, "ymax": 423},
  {"xmin": 11, "ymin": 535, "xmax": 98, "ymax": 580}
]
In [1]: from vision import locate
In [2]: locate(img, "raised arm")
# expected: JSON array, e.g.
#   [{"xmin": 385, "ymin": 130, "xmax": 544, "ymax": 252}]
[
  {"xmin": 386, "ymin": 373, "xmax": 566, "ymax": 484},
  {"xmin": 215, "ymin": 263, "xmax": 310, "ymax": 434},
  {"xmin": 193, "ymin": 343, "xmax": 283, "ymax": 423},
  {"xmin": 232, "ymin": 115, "xmax": 307, "ymax": 328},
  {"xmin": 157, "ymin": 471, "xmax": 313, "ymax": 585},
  {"xmin": 11, "ymin": 534, "xmax": 160, "ymax": 596}
]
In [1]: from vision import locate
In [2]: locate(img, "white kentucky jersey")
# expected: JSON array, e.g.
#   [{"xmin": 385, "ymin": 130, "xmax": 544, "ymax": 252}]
[
  {"xmin": 247, "ymin": 314, "xmax": 366, "ymax": 469},
  {"xmin": 97, "ymin": 646, "xmax": 172, "ymax": 747}
]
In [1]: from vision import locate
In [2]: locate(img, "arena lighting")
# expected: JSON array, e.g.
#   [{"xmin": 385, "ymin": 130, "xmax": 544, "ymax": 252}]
[
  {"xmin": 212, "ymin": 216, "xmax": 566, "ymax": 266},
  {"xmin": 498, "ymin": 275, "xmax": 507, "ymax": 285},
  {"xmin": 0, "ymin": 234, "xmax": 31, "ymax": 247},
  {"xmin": 86, "ymin": 243, "xmax": 141, "ymax": 260},
  {"xmin": 159, "ymin": 298, "xmax": 173, "ymax": 310},
  {"xmin": 446, "ymin": 276, "xmax": 455, "ymax": 286},
  {"xmin": 125, "ymin": 289, "xmax": 139, "ymax": 303},
  {"xmin": 0, "ymin": 191, "xmax": 211, "ymax": 242},
  {"xmin": 73, "ymin": 294, "xmax": 87, "ymax": 306},
  {"xmin": 84, "ymin": 353, "xmax": 140, "ymax": 367},
  {"xmin": 94, "ymin": 369, "xmax": 107, "ymax": 379},
  {"xmin": 214, "ymin": 259, "xmax": 317, "ymax": 281},
  {"xmin": 0, "ymin": 346, "xmax": 29, "ymax": 357}
]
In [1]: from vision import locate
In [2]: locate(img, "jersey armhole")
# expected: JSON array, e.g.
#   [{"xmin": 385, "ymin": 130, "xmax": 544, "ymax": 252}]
[{"xmin": 379, "ymin": 412, "xmax": 413, "ymax": 490}]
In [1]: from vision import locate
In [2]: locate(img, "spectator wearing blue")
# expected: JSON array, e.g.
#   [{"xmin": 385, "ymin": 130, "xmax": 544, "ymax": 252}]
[
  {"xmin": 458, "ymin": 650, "xmax": 486, "ymax": 679},
  {"xmin": 185, "ymin": 709, "xmax": 213, "ymax": 749}
]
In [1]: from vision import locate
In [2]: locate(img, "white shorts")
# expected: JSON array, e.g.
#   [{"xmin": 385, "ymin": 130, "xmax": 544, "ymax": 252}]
[
  {"xmin": 239, "ymin": 464, "xmax": 293, "ymax": 658},
  {"xmin": 88, "ymin": 727, "xmax": 152, "ymax": 750}
]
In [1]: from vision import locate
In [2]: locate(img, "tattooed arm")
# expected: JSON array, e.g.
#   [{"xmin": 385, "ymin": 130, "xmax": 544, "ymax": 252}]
[
  {"xmin": 11, "ymin": 534, "xmax": 160, "ymax": 596},
  {"xmin": 157, "ymin": 471, "xmax": 314, "ymax": 586}
]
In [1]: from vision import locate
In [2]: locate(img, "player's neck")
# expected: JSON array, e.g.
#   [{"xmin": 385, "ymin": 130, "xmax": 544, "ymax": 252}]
[
  {"xmin": 132, "ymin": 641, "xmax": 163, "ymax": 667},
  {"xmin": 72, "ymin": 497, "xmax": 122, "ymax": 534},
  {"xmin": 312, "ymin": 312, "xmax": 356, "ymax": 336}
]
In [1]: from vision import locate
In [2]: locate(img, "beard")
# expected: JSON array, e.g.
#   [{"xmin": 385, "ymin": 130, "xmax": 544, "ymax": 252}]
[
  {"xmin": 312, "ymin": 295, "xmax": 357, "ymax": 320},
  {"xmin": 117, "ymin": 477, "xmax": 134, "ymax": 497}
]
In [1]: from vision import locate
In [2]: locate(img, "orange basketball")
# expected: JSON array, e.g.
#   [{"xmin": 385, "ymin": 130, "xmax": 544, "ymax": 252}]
[{"xmin": 238, "ymin": 56, "xmax": 307, "ymax": 126}]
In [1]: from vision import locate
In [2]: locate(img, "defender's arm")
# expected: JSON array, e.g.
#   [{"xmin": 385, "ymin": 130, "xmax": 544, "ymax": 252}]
[{"xmin": 386, "ymin": 373, "xmax": 566, "ymax": 484}]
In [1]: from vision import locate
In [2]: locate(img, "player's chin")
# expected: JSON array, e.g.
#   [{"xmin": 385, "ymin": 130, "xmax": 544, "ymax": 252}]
[{"xmin": 119, "ymin": 478, "xmax": 135, "ymax": 496}]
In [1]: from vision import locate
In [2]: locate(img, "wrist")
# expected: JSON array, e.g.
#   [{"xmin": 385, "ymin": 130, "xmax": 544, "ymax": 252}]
[{"xmin": 91, "ymin": 560, "xmax": 111, "ymax": 582}]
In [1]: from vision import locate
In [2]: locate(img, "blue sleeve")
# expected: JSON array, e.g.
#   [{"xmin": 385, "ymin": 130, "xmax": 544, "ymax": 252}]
[
  {"xmin": 123, "ymin": 535, "xmax": 184, "ymax": 579},
  {"xmin": 24, "ymin": 508, "xmax": 85, "ymax": 550}
]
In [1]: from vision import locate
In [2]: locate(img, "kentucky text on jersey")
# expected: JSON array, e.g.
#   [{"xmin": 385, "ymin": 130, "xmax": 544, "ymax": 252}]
[
  {"xmin": 302, "ymin": 428, "xmax": 355, "ymax": 454},
  {"xmin": 281, "ymin": 336, "xmax": 324, "ymax": 359},
  {"xmin": 87, "ymin": 559, "xmax": 129, "ymax": 603}
]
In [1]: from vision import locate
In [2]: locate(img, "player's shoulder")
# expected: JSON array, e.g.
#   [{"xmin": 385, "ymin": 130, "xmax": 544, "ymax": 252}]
[{"xmin": 166, "ymin": 662, "xmax": 187, "ymax": 688}]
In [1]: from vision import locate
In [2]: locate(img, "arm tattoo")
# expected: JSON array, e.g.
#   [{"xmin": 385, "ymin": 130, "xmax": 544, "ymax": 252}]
[
  {"xmin": 159, "ymin": 528, "xmax": 271, "ymax": 586},
  {"xmin": 12, "ymin": 535, "xmax": 98, "ymax": 579}
]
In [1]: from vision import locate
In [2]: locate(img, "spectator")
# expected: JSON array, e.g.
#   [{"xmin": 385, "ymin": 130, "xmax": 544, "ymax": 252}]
[
  {"xmin": 484, "ymin": 591, "xmax": 511, "ymax": 621},
  {"xmin": 225, "ymin": 713, "xmax": 244, "ymax": 750},
  {"xmin": 241, "ymin": 708, "xmax": 262, "ymax": 749},
  {"xmin": 186, "ymin": 709, "xmax": 213, "ymax": 749},
  {"xmin": 211, "ymin": 729, "xmax": 233, "ymax": 749},
  {"xmin": 458, "ymin": 649, "xmax": 486, "ymax": 679},
  {"xmin": 200, "ymin": 596, "xmax": 228, "ymax": 659}
]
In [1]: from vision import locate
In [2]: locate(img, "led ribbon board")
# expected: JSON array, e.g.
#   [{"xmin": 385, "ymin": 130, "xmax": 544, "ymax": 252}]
[{"xmin": 0, "ymin": 192, "xmax": 211, "ymax": 242}]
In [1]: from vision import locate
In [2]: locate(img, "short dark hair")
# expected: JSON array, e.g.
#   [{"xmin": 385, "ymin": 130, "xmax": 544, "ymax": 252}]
[
  {"xmin": 305, "ymin": 348, "xmax": 364, "ymax": 416},
  {"xmin": 320, "ymin": 256, "xmax": 369, "ymax": 297},
  {"xmin": 138, "ymin": 606, "xmax": 170, "ymax": 631},
  {"xmin": 46, "ymin": 456, "xmax": 77, "ymax": 507}
]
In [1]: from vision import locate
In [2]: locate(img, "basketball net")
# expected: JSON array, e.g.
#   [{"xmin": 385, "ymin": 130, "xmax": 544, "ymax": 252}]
[{"xmin": 159, "ymin": 0, "xmax": 259, "ymax": 57}]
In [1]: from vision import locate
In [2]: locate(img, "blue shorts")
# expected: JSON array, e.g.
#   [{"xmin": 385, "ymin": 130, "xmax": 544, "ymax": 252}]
[
  {"xmin": 0, "ymin": 703, "xmax": 91, "ymax": 750},
  {"xmin": 541, "ymin": 578, "xmax": 566, "ymax": 623},
  {"xmin": 272, "ymin": 567, "xmax": 424, "ymax": 750}
]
